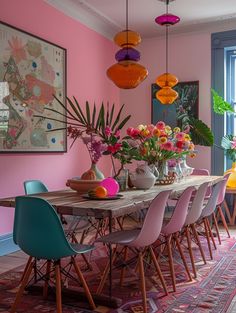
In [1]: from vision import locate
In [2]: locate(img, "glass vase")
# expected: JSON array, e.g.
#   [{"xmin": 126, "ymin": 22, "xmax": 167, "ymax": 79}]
[
  {"xmin": 90, "ymin": 163, "xmax": 104, "ymax": 180},
  {"xmin": 156, "ymin": 160, "xmax": 168, "ymax": 180},
  {"xmin": 181, "ymin": 155, "xmax": 194, "ymax": 177},
  {"xmin": 115, "ymin": 168, "xmax": 128, "ymax": 191}
]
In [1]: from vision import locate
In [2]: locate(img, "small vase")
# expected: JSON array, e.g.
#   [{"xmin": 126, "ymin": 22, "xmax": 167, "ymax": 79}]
[
  {"xmin": 224, "ymin": 162, "xmax": 236, "ymax": 188},
  {"xmin": 156, "ymin": 160, "xmax": 168, "ymax": 180},
  {"xmin": 90, "ymin": 163, "xmax": 104, "ymax": 180},
  {"xmin": 180, "ymin": 155, "xmax": 194, "ymax": 177},
  {"xmin": 115, "ymin": 168, "xmax": 128, "ymax": 191}
]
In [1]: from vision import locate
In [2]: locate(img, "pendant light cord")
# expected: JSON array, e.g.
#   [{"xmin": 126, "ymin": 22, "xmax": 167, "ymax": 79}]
[
  {"xmin": 126, "ymin": 0, "xmax": 129, "ymax": 57},
  {"xmin": 166, "ymin": 0, "xmax": 169, "ymax": 75}
]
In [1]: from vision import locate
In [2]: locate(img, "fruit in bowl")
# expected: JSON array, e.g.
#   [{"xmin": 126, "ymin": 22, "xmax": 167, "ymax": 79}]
[
  {"xmin": 81, "ymin": 169, "xmax": 96, "ymax": 180},
  {"xmin": 88, "ymin": 186, "xmax": 108, "ymax": 198}
]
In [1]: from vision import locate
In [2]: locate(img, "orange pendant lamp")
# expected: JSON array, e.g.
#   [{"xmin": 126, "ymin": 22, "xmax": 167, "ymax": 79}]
[
  {"xmin": 155, "ymin": 0, "xmax": 180, "ymax": 104},
  {"xmin": 107, "ymin": 0, "xmax": 148, "ymax": 89}
]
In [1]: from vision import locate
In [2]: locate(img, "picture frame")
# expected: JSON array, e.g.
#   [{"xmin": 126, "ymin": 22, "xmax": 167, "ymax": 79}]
[
  {"xmin": 151, "ymin": 81, "xmax": 199, "ymax": 129},
  {"xmin": 0, "ymin": 21, "xmax": 67, "ymax": 153}
]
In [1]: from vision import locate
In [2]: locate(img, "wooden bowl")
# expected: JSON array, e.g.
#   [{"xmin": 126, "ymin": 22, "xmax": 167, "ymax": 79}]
[{"xmin": 66, "ymin": 179, "xmax": 101, "ymax": 193}]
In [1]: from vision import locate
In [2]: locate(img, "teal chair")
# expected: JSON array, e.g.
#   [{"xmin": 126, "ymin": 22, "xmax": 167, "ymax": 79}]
[
  {"xmin": 24, "ymin": 180, "xmax": 48, "ymax": 195},
  {"xmin": 11, "ymin": 196, "xmax": 96, "ymax": 313}
]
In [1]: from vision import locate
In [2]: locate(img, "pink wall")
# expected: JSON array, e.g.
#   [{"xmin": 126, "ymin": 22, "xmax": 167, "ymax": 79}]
[
  {"xmin": 121, "ymin": 31, "xmax": 212, "ymax": 171},
  {"xmin": 0, "ymin": 0, "xmax": 119, "ymax": 235}
]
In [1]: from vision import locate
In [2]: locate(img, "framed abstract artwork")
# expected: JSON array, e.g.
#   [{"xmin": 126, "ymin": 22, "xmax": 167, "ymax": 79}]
[
  {"xmin": 151, "ymin": 81, "xmax": 199, "ymax": 129},
  {"xmin": 0, "ymin": 21, "xmax": 67, "ymax": 152}
]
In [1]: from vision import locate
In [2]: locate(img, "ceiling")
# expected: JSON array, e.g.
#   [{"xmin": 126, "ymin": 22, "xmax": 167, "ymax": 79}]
[{"xmin": 45, "ymin": 0, "xmax": 236, "ymax": 39}]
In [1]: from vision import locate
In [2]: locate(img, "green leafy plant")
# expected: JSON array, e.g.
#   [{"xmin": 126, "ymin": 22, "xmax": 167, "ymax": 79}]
[
  {"xmin": 211, "ymin": 88, "xmax": 235, "ymax": 114},
  {"xmin": 35, "ymin": 95, "xmax": 131, "ymax": 147},
  {"xmin": 188, "ymin": 117, "xmax": 214, "ymax": 147},
  {"xmin": 221, "ymin": 134, "xmax": 236, "ymax": 162}
]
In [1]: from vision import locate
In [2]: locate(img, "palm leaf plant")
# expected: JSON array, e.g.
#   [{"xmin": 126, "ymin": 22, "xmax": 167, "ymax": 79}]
[{"xmin": 34, "ymin": 95, "xmax": 131, "ymax": 148}]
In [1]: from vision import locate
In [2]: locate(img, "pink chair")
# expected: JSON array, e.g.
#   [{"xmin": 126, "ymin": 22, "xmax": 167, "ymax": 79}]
[
  {"xmin": 200, "ymin": 179, "xmax": 226, "ymax": 259},
  {"xmin": 183, "ymin": 182, "xmax": 209, "ymax": 278},
  {"xmin": 160, "ymin": 186, "xmax": 195, "ymax": 292},
  {"xmin": 213, "ymin": 173, "xmax": 231, "ymax": 244},
  {"xmin": 95, "ymin": 190, "xmax": 172, "ymax": 313},
  {"xmin": 191, "ymin": 168, "xmax": 212, "ymax": 198}
]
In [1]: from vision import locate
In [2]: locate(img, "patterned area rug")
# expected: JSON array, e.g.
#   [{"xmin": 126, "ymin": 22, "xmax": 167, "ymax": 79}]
[{"xmin": 0, "ymin": 234, "xmax": 236, "ymax": 313}]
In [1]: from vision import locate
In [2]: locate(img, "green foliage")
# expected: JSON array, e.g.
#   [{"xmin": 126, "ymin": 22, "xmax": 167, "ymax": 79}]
[
  {"xmin": 189, "ymin": 117, "xmax": 214, "ymax": 146},
  {"xmin": 35, "ymin": 96, "xmax": 131, "ymax": 140},
  {"xmin": 221, "ymin": 134, "xmax": 236, "ymax": 162},
  {"xmin": 211, "ymin": 89, "xmax": 234, "ymax": 114}
]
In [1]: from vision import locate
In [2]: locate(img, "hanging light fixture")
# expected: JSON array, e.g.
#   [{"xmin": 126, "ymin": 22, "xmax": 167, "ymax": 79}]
[
  {"xmin": 155, "ymin": 0, "xmax": 180, "ymax": 104},
  {"xmin": 106, "ymin": 0, "xmax": 148, "ymax": 89}
]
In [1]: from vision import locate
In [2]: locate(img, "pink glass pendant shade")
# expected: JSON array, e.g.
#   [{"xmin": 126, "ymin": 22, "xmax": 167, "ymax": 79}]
[
  {"xmin": 156, "ymin": 86, "xmax": 178, "ymax": 105},
  {"xmin": 156, "ymin": 72, "xmax": 178, "ymax": 88},
  {"xmin": 107, "ymin": 61, "xmax": 148, "ymax": 89},
  {"xmin": 155, "ymin": 13, "xmax": 180, "ymax": 26}
]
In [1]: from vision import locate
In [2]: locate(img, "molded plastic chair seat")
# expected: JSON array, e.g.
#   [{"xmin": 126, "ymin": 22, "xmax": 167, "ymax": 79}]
[
  {"xmin": 11, "ymin": 196, "xmax": 96, "ymax": 313},
  {"xmin": 97, "ymin": 229, "xmax": 140, "ymax": 245}
]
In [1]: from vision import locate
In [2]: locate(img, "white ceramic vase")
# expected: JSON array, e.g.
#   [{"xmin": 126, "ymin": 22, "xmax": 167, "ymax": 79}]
[{"xmin": 130, "ymin": 164, "xmax": 156, "ymax": 189}]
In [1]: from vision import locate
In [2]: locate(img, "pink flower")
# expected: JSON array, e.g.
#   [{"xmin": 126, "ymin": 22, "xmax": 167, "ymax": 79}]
[
  {"xmin": 107, "ymin": 143, "xmax": 122, "ymax": 154},
  {"xmin": 105, "ymin": 126, "xmax": 112, "ymax": 136},
  {"xmin": 156, "ymin": 121, "xmax": 166, "ymax": 130},
  {"xmin": 114, "ymin": 129, "xmax": 121, "ymax": 138},
  {"xmin": 162, "ymin": 141, "xmax": 174, "ymax": 151},
  {"xmin": 231, "ymin": 139, "xmax": 236, "ymax": 149},
  {"xmin": 127, "ymin": 127, "xmax": 140, "ymax": 138},
  {"xmin": 175, "ymin": 132, "xmax": 185, "ymax": 140}
]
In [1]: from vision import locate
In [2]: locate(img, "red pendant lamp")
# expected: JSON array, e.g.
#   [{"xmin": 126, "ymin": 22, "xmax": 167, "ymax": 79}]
[
  {"xmin": 107, "ymin": 0, "xmax": 148, "ymax": 89},
  {"xmin": 155, "ymin": 0, "xmax": 180, "ymax": 104}
]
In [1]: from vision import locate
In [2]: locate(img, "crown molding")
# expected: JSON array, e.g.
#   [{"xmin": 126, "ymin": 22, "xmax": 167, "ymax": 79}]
[{"xmin": 44, "ymin": 0, "xmax": 120, "ymax": 40}]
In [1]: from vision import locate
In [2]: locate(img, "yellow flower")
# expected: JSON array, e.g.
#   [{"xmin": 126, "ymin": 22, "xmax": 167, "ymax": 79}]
[
  {"xmin": 153, "ymin": 128, "xmax": 161, "ymax": 137},
  {"xmin": 159, "ymin": 137, "xmax": 167, "ymax": 144},
  {"xmin": 184, "ymin": 134, "xmax": 191, "ymax": 141},
  {"xmin": 141, "ymin": 129, "xmax": 150, "ymax": 137},
  {"xmin": 173, "ymin": 127, "xmax": 181, "ymax": 133},
  {"xmin": 189, "ymin": 152, "xmax": 197, "ymax": 158},
  {"xmin": 165, "ymin": 125, "xmax": 172, "ymax": 135}
]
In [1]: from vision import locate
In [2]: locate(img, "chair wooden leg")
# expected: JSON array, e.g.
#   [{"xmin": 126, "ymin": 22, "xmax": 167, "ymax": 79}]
[
  {"xmin": 43, "ymin": 260, "xmax": 52, "ymax": 299},
  {"xmin": 206, "ymin": 218, "xmax": 216, "ymax": 250},
  {"xmin": 10, "ymin": 257, "xmax": 34, "ymax": 313},
  {"xmin": 120, "ymin": 246, "xmax": 128, "ymax": 286},
  {"xmin": 97, "ymin": 246, "xmax": 117, "ymax": 294},
  {"xmin": 212, "ymin": 212, "xmax": 221, "ymax": 244},
  {"xmin": 55, "ymin": 261, "xmax": 62, "ymax": 313},
  {"xmin": 19, "ymin": 256, "xmax": 33, "ymax": 283},
  {"xmin": 190, "ymin": 224, "xmax": 206, "ymax": 264},
  {"xmin": 218, "ymin": 206, "xmax": 231, "ymax": 238},
  {"xmin": 72, "ymin": 257, "xmax": 96, "ymax": 310},
  {"xmin": 149, "ymin": 246, "xmax": 168, "ymax": 295},
  {"xmin": 166, "ymin": 235, "xmax": 176, "ymax": 292},
  {"xmin": 174, "ymin": 233, "xmax": 192, "ymax": 282},
  {"xmin": 185, "ymin": 226, "xmax": 197, "ymax": 278},
  {"xmin": 203, "ymin": 218, "xmax": 213, "ymax": 259},
  {"xmin": 138, "ymin": 251, "xmax": 147, "ymax": 313}
]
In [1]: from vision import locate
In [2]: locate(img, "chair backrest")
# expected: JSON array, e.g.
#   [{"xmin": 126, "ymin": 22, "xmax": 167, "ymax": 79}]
[
  {"xmin": 24, "ymin": 180, "xmax": 48, "ymax": 195},
  {"xmin": 201, "ymin": 179, "xmax": 226, "ymax": 217},
  {"xmin": 192, "ymin": 168, "xmax": 210, "ymax": 175},
  {"xmin": 184, "ymin": 182, "xmax": 209, "ymax": 225},
  {"xmin": 191, "ymin": 168, "xmax": 211, "ymax": 197},
  {"xmin": 161, "ymin": 186, "xmax": 195, "ymax": 235},
  {"xmin": 130, "ymin": 190, "xmax": 172, "ymax": 247},
  {"xmin": 217, "ymin": 173, "xmax": 230, "ymax": 205},
  {"xmin": 13, "ymin": 196, "xmax": 75, "ymax": 260}
]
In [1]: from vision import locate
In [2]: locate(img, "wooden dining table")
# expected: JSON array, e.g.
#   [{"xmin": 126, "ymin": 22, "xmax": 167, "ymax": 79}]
[{"xmin": 0, "ymin": 174, "xmax": 223, "ymax": 306}]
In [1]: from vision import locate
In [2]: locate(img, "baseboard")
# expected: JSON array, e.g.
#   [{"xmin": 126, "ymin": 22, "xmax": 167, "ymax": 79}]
[{"xmin": 0, "ymin": 233, "xmax": 20, "ymax": 256}]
